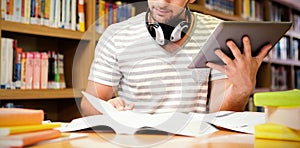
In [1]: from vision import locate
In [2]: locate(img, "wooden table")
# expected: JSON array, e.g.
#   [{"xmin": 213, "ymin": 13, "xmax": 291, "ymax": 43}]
[{"xmin": 29, "ymin": 130, "xmax": 300, "ymax": 148}]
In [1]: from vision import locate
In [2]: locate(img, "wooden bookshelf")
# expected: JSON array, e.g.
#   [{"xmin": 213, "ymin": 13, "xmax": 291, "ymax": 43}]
[
  {"xmin": 2, "ymin": 21, "xmax": 87, "ymax": 40},
  {"xmin": 0, "ymin": 88, "xmax": 82, "ymax": 100}
]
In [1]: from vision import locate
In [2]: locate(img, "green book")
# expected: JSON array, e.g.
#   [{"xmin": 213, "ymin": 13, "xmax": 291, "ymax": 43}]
[{"xmin": 254, "ymin": 89, "xmax": 300, "ymax": 107}]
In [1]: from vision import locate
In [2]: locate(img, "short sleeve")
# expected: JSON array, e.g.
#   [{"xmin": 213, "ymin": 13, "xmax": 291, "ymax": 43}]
[{"xmin": 88, "ymin": 27, "xmax": 122, "ymax": 86}]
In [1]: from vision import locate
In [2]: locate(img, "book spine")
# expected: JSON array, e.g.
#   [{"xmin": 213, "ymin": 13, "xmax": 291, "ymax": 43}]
[
  {"xmin": 47, "ymin": 51, "xmax": 55, "ymax": 89},
  {"xmin": 25, "ymin": 52, "xmax": 33, "ymax": 89},
  {"xmin": 43, "ymin": 0, "xmax": 50, "ymax": 26},
  {"xmin": 49, "ymin": 0, "xmax": 54, "ymax": 27},
  {"xmin": 21, "ymin": 0, "xmax": 26, "ymax": 23},
  {"xmin": 24, "ymin": 0, "xmax": 31, "ymax": 24},
  {"xmin": 58, "ymin": 53, "xmax": 65, "ymax": 89},
  {"xmin": 40, "ymin": 52, "xmax": 48, "ymax": 89},
  {"xmin": 13, "ymin": 47, "xmax": 22, "ymax": 89},
  {"xmin": 61, "ymin": 0, "xmax": 65, "ymax": 28},
  {"xmin": 33, "ymin": 52, "xmax": 41, "ymax": 89},
  {"xmin": 70, "ymin": 0, "xmax": 76, "ymax": 30},
  {"xmin": 6, "ymin": 38, "xmax": 14, "ymax": 89},
  {"xmin": 20, "ymin": 52, "xmax": 26, "ymax": 89},
  {"xmin": 1, "ymin": 0, "xmax": 6, "ymax": 20},
  {"xmin": 0, "ymin": 38, "xmax": 7, "ymax": 89},
  {"xmin": 30, "ymin": 0, "xmax": 36, "ymax": 24},
  {"xmin": 77, "ymin": 0, "xmax": 85, "ymax": 32},
  {"xmin": 65, "ymin": 0, "xmax": 71, "ymax": 29},
  {"xmin": 54, "ymin": 52, "xmax": 60, "ymax": 89}
]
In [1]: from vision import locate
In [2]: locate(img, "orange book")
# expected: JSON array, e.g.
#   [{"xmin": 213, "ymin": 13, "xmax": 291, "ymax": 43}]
[
  {"xmin": 0, "ymin": 129, "xmax": 61, "ymax": 147},
  {"xmin": 0, "ymin": 108, "xmax": 44, "ymax": 126}
]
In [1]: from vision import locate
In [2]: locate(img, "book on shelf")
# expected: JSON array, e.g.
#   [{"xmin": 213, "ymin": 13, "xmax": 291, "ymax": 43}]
[
  {"xmin": 13, "ymin": 47, "xmax": 23, "ymax": 89},
  {"xmin": 0, "ymin": 38, "xmax": 14, "ymax": 89},
  {"xmin": 77, "ymin": 0, "xmax": 85, "ymax": 32},
  {"xmin": 95, "ymin": 0, "xmax": 136, "ymax": 33},
  {"xmin": 33, "ymin": 52, "xmax": 41, "ymax": 89},
  {"xmin": 205, "ymin": 0, "xmax": 234, "ymax": 15},
  {"xmin": 25, "ymin": 52, "xmax": 34, "ymax": 89},
  {"xmin": 40, "ymin": 52, "xmax": 49, "ymax": 89}
]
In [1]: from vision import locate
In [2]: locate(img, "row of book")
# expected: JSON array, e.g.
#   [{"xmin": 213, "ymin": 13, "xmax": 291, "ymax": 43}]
[
  {"xmin": 269, "ymin": 36, "xmax": 299, "ymax": 61},
  {"xmin": 95, "ymin": 0, "xmax": 136, "ymax": 33},
  {"xmin": 268, "ymin": 1, "xmax": 290, "ymax": 22},
  {"xmin": 205, "ymin": 0, "xmax": 234, "ymax": 16},
  {"xmin": 0, "ymin": 37, "xmax": 66, "ymax": 90},
  {"xmin": 242, "ymin": 0, "xmax": 264, "ymax": 21},
  {"xmin": 1, "ymin": 0, "xmax": 86, "ymax": 32}
]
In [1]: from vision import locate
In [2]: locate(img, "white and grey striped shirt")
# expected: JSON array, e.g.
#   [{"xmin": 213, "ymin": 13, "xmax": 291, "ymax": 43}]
[{"xmin": 88, "ymin": 12, "xmax": 226, "ymax": 114}]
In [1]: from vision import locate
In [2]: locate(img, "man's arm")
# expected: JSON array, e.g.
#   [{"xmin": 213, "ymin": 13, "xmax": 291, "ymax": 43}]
[
  {"xmin": 80, "ymin": 81, "xmax": 114, "ymax": 116},
  {"xmin": 208, "ymin": 78, "xmax": 250, "ymax": 112}
]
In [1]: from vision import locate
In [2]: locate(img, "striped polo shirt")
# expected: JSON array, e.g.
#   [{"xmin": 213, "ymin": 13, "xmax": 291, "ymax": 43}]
[{"xmin": 88, "ymin": 11, "xmax": 226, "ymax": 114}]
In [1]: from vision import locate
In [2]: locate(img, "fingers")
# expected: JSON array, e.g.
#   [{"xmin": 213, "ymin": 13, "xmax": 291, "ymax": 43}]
[
  {"xmin": 126, "ymin": 103, "xmax": 135, "ymax": 110},
  {"xmin": 108, "ymin": 97, "xmax": 134, "ymax": 111},
  {"xmin": 206, "ymin": 62, "xmax": 225, "ymax": 73},
  {"xmin": 214, "ymin": 49, "xmax": 233, "ymax": 65},
  {"xmin": 242, "ymin": 36, "xmax": 252, "ymax": 58},
  {"xmin": 227, "ymin": 40, "xmax": 242, "ymax": 61},
  {"xmin": 256, "ymin": 43, "xmax": 272, "ymax": 61}
]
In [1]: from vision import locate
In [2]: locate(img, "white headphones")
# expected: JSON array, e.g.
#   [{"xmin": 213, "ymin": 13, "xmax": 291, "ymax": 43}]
[{"xmin": 146, "ymin": 8, "xmax": 191, "ymax": 45}]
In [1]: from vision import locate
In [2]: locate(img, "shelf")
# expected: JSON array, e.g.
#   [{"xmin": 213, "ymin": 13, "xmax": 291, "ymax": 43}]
[
  {"xmin": 269, "ymin": 58, "xmax": 300, "ymax": 66},
  {"xmin": 0, "ymin": 88, "xmax": 82, "ymax": 100},
  {"xmin": 1, "ymin": 21, "xmax": 88, "ymax": 40},
  {"xmin": 189, "ymin": 4, "xmax": 246, "ymax": 21}
]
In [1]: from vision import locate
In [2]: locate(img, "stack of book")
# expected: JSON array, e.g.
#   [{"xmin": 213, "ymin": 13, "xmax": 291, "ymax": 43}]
[
  {"xmin": 254, "ymin": 89, "xmax": 300, "ymax": 141},
  {"xmin": 0, "ymin": 108, "xmax": 61, "ymax": 147}
]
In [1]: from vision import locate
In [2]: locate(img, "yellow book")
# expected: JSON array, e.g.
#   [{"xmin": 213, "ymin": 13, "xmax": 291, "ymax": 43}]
[
  {"xmin": 0, "ymin": 123, "xmax": 61, "ymax": 136},
  {"xmin": 255, "ymin": 123, "xmax": 300, "ymax": 141}
]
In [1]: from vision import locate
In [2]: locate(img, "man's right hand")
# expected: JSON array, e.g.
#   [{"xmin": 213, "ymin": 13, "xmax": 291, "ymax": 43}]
[{"xmin": 107, "ymin": 97, "xmax": 134, "ymax": 111}]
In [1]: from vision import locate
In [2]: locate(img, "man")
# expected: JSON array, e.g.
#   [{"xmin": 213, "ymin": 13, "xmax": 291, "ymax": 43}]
[{"xmin": 81, "ymin": 0, "xmax": 272, "ymax": 116}]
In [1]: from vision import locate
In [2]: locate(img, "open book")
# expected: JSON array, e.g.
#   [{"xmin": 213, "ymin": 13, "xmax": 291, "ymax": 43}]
[{"xmin": 59, "ymin": 92, "xmax": 265, "ymax": 136}]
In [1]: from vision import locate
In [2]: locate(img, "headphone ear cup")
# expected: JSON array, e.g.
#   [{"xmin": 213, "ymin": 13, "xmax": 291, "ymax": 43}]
[
  {"xmin": 152, "ymin": 24, "xmax": 165, "ymax": 45},
  {"xmin": 170, "ymin": 21, "xmax": 189, "ymax": 42}
]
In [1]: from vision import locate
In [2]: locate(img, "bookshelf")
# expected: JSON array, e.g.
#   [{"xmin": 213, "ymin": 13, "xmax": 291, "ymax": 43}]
[{"xmin": 1, "ymin": 0, "xmax": 300, "ymax": 119}]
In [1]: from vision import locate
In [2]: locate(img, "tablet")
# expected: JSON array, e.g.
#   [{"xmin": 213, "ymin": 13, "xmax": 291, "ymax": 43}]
[{"xmin": 188, "ymin": 21, "xmax": 292, "ymax": 68}]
